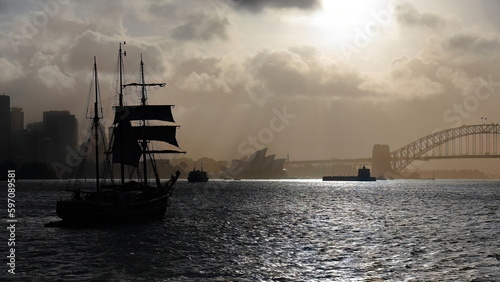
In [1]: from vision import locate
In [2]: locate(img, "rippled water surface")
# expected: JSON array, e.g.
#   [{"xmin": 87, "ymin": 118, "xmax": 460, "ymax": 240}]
[{"xmin": 1, "ymin": 179, "xmax": 499, "ymax": 281}]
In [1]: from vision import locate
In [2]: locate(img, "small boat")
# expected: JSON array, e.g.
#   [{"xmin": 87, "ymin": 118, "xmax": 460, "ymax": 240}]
[
  {"xmin": 52, "ymin": 43, "xmax": 185, "ymax": 225},
  {"xmin": 187, "ymin": 164, "xmax": 209, "ymax": 182},
  {"xmin": 323, "ymin": 165, "xmax": 376, "ymax": 181}
]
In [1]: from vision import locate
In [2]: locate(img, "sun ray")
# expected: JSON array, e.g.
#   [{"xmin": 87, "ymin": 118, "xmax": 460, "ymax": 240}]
[{"xmin": 287, "ymin": 0, "xmax": 393, "ymax": 47}]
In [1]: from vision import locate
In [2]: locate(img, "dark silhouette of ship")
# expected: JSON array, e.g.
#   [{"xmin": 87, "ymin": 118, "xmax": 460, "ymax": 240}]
[
  {"xmin": 50, "ymin": 43, "xmax": 184, "ymax": 225},
  {"xmin": 323, "ymin": 165, "xmax": 376, "ymax": 181},
  {"xmin": 187, "ymin": 164, "xmax": 209, "ymax": 182}
]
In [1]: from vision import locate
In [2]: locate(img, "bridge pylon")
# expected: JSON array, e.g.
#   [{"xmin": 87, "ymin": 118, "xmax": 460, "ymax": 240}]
[{"xmin": 372, "ymin": 144, "xmax": 391, "ymax": 177}]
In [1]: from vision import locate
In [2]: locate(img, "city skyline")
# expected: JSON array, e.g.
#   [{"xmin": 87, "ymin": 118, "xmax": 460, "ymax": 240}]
[{"xmin": 1, "ymin": 0, "xmax": 500, "ymax": 174}]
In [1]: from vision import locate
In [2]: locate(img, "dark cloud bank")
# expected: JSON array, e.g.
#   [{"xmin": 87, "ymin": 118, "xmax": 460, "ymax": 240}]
[{"xmin": 233, "ymin": 0, "xmax": 320, "ymax": 13}]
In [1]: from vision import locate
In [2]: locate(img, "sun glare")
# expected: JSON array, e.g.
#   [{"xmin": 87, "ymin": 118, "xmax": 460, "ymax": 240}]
[{"xmin": 289, "ymin": 0, "xmax": 392, "ymax": 46}]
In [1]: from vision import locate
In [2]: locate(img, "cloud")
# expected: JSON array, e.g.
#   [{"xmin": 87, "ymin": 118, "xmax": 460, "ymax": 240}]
[
  {"xmin": 63, "ymin": 29, "xmax": 166, "ymax": 78},
  {"xmin": 419, "ymin": 30, "xmax": 500, "ymax": 78},
  {"xmin": 170, "ymin": 55, "xmax": 247, "ymax": 101},
  {"xmin": 171, "ymin": 14, "xmax": 230, "ymax": 41},
  {"xmin": 446, "ymin": 31, "xmax": 500, "ymax": 54},
  {"xmin": 0, "ymin": 0, "xmax": 23, "ymax": 15},
  {"xmin": 87, "ymin": 1, "xmax": 127, "ymax": 36},
  {"xmin": 178, "ymin": 72, "xmax": 231, "ymax": 94},
  {"xmin": 176, "ymin": 57, "xmax": 223, "ymax": 77},
  {"xmin": 0, "ymin": 57, "xmax": 23, "ymax": 83},
  {"xmin": 147, "ymin": 1, "xmax": 179, "ymax": 20},
  {"xmin": 63, "ymin": 30, "xmax": 118, "ymax": 73},
  {"xmin": 395, "ymin": 2, "xmax": 450, "ymax": 30},
  {"xmin": 288, "ymin": 45, "xmax": 318, "ymax": 58},
  {"xmin": 36, "ymin": 65, "xmax": 75, "ymax": 90},
  {"xmin": 359, "ymin": 56, "xmax": 444, "ymax": 99},
  {"xmin": 168, "ymin": 47, "xmax": 377, "ymax": 109},
  {"xmin": 233, "ymin": 0, "xmax": 320, "ymax": 13},
  {"xmin": 170, "ymin": 46, "xmax": 455, "ymax": 105},
  {"xmin": 245, "ymin": 49, "xmax": 366, "ymax": 99},
  {"xmin": 435, "ymin": 66, "xmax": 479, "ymax": 97}
]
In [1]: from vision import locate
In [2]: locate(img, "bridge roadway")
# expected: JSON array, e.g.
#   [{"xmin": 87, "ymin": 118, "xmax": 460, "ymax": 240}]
[
  {"xmin": 286, "ymin": 154, "xmax": 500, "ymax": 167},
  {"xmin": 286, "ymin": 158, "xmax": 372, "ymax": 167}
]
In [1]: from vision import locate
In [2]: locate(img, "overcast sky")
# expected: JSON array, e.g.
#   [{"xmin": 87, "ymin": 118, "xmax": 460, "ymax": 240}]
[{"xmin": 1, "ymin": 0, "xmax": 500, "ymax": 171}]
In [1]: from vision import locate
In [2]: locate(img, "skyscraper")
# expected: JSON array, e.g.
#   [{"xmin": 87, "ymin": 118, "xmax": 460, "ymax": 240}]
[
  {"xmin": 43, "ymin": 111, "xmax": 78, "ymax": 165},
  {"xmin": 10, "ymin": 107, "xmax": 24, "ymax": 131},
  {"xmin": 0, "ymin": 95, "xmax": 11, "ymax": 163},
  {"xmin": 10, "ymin": 107, "xmax": 25, "ymax": 164}
]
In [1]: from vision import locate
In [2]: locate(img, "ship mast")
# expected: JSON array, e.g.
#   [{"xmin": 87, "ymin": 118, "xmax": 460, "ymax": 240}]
[
  {"xmin": 118, "ymin": 42, "xmax": 125, "ymax": 185},
  {"xmin": 93, "ymin": 56, "xmax": 101, "ymax": 193},
  {"xmin": 137, "ymin": 55, "xmax": 164, "ymax": 187},
  {"xmin": 140, "ymin": 54, "xmax": 148, "ymax": 187},
  {"xmin": 120, "ymin": 52, "xmax": 171, "ymax": 187}
]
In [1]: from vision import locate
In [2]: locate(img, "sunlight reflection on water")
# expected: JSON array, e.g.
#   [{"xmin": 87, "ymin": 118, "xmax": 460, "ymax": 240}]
[{"xmin": 2, "ymin": 179, "xmax": 499, "ymax": 281}]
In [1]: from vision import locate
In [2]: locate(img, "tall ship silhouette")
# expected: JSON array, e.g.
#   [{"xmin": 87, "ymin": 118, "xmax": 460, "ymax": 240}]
[{"xmin": 53, "ymin": 43, "xmax": 185, "ymax": 225}]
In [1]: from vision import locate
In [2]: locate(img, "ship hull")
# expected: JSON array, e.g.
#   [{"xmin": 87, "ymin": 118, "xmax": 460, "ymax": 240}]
[
  {"xmin": 322, "ymin": 176, "xmax": 376, "ymax": 181},
  {"xmin": 187, "ymin": 171, "xmax": 209, "ymax": 182},
  {"xmin": 56, "ymin": 190, "xmax": 169, "ymax": 224},
  {"xmin": 323, "ymin": 166, "xmax": 376, "ymax": 182},
  {"xmin": 187, "ymin": 177, "xmax": 208, "ymax": 182}
]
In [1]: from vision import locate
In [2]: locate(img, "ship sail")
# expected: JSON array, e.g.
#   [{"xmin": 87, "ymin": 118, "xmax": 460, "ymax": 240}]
[
  {"xmin": 110, "ymin": 50, "xmax": 185, "ymax": 170},
  {"xmin": 111, "ymin": 120, "xmax": 142, "ymax": 167},
  {"xmin": 114, "ymin": 105, "xmax": 175, "ymax": 123},
  {"xmin": 111, "ymin": 122, "xmax": 182, "ymax": 165},
  {"xmin": 132, "ymin": 125, "xmax": 180, "ymax": 146},
  {"xmin": 112, "ymin": 109, "xmax": 183, "ymax": 154}
]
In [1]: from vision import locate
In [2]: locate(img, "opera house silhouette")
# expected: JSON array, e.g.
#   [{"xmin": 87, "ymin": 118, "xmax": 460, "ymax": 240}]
[{"xmin": 222, "ymin": 148, "xmax": 287, "ymax": 179}]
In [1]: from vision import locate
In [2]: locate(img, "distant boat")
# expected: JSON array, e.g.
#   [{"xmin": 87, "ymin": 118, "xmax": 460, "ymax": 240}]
[
  {"xmin": 323, "ymin": 165, "xmax": 376, "ymax": 181},
  {"xmin": 50, "ymin": 44, "xmax": 185, "ymax": 226},
  {"xmin": 188, "ymin": 164, "xmax": 209, "ymax": 182},
  {"xmin": 377, "ymin": 175, "xmax": 387, "ymax": 180}
]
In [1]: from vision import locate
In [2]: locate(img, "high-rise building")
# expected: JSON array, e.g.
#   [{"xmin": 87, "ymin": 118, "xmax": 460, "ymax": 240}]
[
  {"xmin": 22, "ymin": 122, "xmax": 44, "ymax": 163},
  {"xmin": 27, "ymin": 122, "xmax": 43, "ymax": 132},
  {"xmin": 43, "ymin": 111, "xmax": 78, "ymax": 165},
  {"xmin": 10, "ymin": 107, "xmax": 25, "ymax": 164},
  {"xmin": 0, "ymin": 95, "xmax": 11, "ymax": 163},
  {"xmin": 11, "ymin": 107, "xmax": 24, "ymax": 131}
]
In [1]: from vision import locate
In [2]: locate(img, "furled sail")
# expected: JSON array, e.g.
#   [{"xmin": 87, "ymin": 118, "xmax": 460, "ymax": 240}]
[
  {"xmin": 112, "ymin": 120, "xmax": 142, "ymax": 167},
  {"xmin": 114, "ymin": 105, "xmax": 175, "ymax": 123}
]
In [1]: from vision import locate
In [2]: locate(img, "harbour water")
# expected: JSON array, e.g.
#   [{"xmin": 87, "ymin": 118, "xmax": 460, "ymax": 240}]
[{"xmin": 1, "ymin": 179, "xmax": 499, "ymax": 281}]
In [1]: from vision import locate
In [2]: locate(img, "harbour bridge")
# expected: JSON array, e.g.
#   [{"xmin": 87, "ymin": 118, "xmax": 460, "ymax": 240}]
[{"xmin": 286, "ymin": 124, "xmax": 500, "ymax": 175}]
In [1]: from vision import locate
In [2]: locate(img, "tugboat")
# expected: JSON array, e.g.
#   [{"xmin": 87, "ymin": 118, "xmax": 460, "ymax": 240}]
[
  {"xmin": 51, "ymin": 43, "xmax": 185, "ymax": 225},
  {"xmin": 323, "ymin": 165, "xmax": 376, "ymax": 181},
  {"xmin": 187, "ymin": 164, "xmax": 209, "ymax": 182}
]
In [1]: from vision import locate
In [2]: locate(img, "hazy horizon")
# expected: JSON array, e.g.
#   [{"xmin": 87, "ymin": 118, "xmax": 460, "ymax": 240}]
[{"xmin": 2, "ymin": 0, "xmax": 500, "ymax": 174}]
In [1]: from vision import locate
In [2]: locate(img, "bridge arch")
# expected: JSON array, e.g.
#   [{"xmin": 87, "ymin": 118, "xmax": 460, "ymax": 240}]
[{"xmin": 391, "ymin": 124, "xmax": 500, "ymax": 172}]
